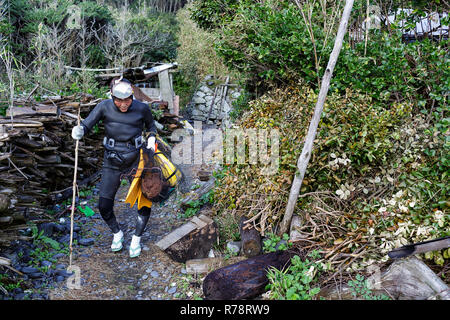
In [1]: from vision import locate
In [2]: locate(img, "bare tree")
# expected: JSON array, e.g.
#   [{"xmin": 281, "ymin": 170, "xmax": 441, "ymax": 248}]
[
  {"xmin": 96, "ymin": 3, "xmax": 172, "ymax": 69},
  {"xmin": 31, "ymin": 22, "xmax": 70, "ymax": 89},
  {"xmin": 294, "ymin": 0, "xmax": 343, "ymax": 89}
]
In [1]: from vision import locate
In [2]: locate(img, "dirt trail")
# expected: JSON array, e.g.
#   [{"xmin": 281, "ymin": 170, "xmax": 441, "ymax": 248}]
[{"xmin": 49, "ymin": 123, "xmax": 221, "ymax": 300}]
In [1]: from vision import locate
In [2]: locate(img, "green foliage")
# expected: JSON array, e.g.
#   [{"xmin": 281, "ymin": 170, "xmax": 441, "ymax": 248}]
[
  {"xmin": 263, "ymin": 233, "xmax": 292, "ymax": 252},
  {"xmin": 347, "ymin": 274, "xmax": 391, "ymax": 300},
  {"xmin": 179, "ymin": 189, "xmax": 214, "ymax": 219},
  {"xmin": 31, "ymin": 226, "xmax": 60, "ymax": 251},
  {"xmin": 151, "ymin": 108, "xmax": 164, "ymax": 120},
  {"xmin": 175, "ymin": 4, "xmax": 240, "ymax": 110},
  {"xmin": 190, "ymin": 0, "xmax": 240, "ymax": 30},
  {"xmin": 0, "ymin": 273, "xmax": 24, "ymax": 292},
  {"xmin": 130, "ymin": 11, "xmax": 179, "ymax": 62},
  {"xmin": 334, "ymin": 32, "xmax": 449, "ymax": 112},
  {"xmin": 223, "ymin": 246, "xmax": 239, "ymax": 260},
  {"xmin": 317, "ymin": 94, "xmax": 413, "ymax": 170},
  {"xmin": 266, "ymin": 250, "xmax": 323, "ymax": 300},
  {"xmin": 191, "ymin": 0, "xmax": 447, "ymax": 113},
  {"xmin": 214, "ymin": 0, "xmax": 325, "ymax": 88},
  {"xmin": 229, "ymin": 90, "xmax": 252, "ymax": 121},
  {"xmin": 78, "ymin": 0, "xmax": 113, "ymax": 26}
]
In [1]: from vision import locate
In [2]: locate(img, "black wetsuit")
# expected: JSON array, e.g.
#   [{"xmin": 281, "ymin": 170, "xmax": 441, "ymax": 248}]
[{"xmin": 81, "ymin": 98, "xmax": 157, "ymax": 235}]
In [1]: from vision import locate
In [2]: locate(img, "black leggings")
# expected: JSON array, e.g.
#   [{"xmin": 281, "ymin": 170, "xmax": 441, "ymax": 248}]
[
  {"xmin": 98, "ymin": 197, "xmax": 151, "ymax": 236},
  {"xmin": 97, "ymin": 146, "xmax": 151, "ymax": 236}
]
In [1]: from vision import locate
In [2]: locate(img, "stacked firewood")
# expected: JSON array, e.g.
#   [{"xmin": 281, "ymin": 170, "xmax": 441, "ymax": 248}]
[
  {"xmin": 0, "ymin": 92, "xmax": 185, "ymax": 245},
  {"xmin": 0, "ymin": 94, "xmax": 104, "ymax": 243}
]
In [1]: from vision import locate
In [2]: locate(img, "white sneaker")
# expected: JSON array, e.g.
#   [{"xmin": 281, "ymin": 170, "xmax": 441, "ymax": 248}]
[
  {"xmin": 129, "ymin": 235, "xmax": 141, "ymax": 258},
  {"xmin": 111, "ymin": 230, "xmax": 124, "ymax": 252}
]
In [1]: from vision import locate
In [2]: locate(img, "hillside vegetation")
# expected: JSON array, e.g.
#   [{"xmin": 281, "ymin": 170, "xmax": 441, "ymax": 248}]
[{"xmin": 189, "ymin": 0, "xmax": 449, "ymax": 296}]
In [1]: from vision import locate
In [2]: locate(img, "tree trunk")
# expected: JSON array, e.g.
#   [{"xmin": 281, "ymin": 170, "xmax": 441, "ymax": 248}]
[
  {"xmin": 156, "ymin": 214, "xmax": 217, "ymax": 263},
  {"xmin": 239, "ymin": 216, "xmax": 262, "ymax": 257},
  {"xmin": 203, "ymin": 250, "xmax": 294, "ymax": 300},
  {"xmin": 279, "ymin": 0, "xmax": 355, "ymax": 235}
]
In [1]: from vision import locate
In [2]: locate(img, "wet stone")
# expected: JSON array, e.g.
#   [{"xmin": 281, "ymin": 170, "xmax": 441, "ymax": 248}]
[
  {"xmin": 168, "ymin": 287, "xmax": 177, "ymax": 295},
  {"xmin": 29, "ymin": 272, "xmax": 44, "ymax": 279},
  {"xmin": 79, "ymin": 238, "xmax": 95, "ymax": 246},
  {"xmin": 150, "ymin": 271, "xmax": 159, "ymax": 278},
  {"xmin": 55, "ymin": 264, "xmax": 66, "ymax": 270},
  {"xmin": 53, "ymin": 253, "xmax": 65, "ymax": 260},
  {"xmin": 41, "ymin": 261, "xmax": 52, "ymax": 268},
  {"xmin": 21, "ymin": 266, "xmax": 39, "ymax": 274}
]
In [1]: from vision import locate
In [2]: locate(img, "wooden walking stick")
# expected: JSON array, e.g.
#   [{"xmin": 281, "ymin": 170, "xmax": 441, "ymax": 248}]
[{"xmin": 69, "ymin": 107, "xmax": 81, "ymax": 267}]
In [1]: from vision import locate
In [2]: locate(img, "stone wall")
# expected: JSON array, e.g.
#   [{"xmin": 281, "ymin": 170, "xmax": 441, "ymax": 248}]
[{"xmin": 185, "ymin": 76, "xmax": 242, "ymax": 128}]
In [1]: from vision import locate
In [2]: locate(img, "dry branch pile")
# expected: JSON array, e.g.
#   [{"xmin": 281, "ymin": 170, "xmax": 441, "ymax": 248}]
[{"xmin": 0, "ymin": 94, "xmax": 104, "ymax": 245}]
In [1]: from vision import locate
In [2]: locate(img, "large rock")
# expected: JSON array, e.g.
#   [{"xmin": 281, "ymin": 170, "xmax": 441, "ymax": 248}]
[
  {"xmin": 199, "ymin": 85, "xmax": 214, "ymax": 95},
  {"xmin": 196, "ymin": 91, "xmax": 206, "ymax": 98},
  {"xmin": 320, "ymin": 256, "xmax": 450, "ymax": 300}
]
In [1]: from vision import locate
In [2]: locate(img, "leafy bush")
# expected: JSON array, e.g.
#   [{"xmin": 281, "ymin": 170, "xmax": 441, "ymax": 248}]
[
  {"xmin": 212, "ymin": 83, "xmax": 448, "ymax": 269},
  {"xmin": 191, "ymin": 0, "xmax": 448, "ymax": 113},
  {"xmin": 190, "ymin": 0, "xmax": 240, "ymax": 30},
  {"xmin": 263, "ymin": 233, "xmax": 292, "ymax": 252},
  {"xmin": 335, "ymin": 32, "xmax": 449, "ymax": 113},
  {"xmin": 229, "ymin": 89, "xmax": 252, "ymax": 121},
  {"xmin": 266, "ymin": 251, "xmax": 324, "ymax": 300},
  {"xmin": 347, "ymin": 274, "xmax": 390, "ymax": 300},
  {"xmin": 8, "ymin": 0, "xmax": 113, "ymax": 64}
]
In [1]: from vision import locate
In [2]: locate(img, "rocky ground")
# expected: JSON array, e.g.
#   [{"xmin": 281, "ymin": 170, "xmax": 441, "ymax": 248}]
[
  {"xmin": 48, "ymin": 183, "xmax": 208, "ymax": 300},
  {"xmin": 0, "ymin": 122, "xmax": 224, "ymax": 300}
]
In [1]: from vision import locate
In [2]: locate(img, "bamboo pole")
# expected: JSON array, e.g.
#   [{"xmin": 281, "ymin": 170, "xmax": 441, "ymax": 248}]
[
  {"xmin": 278, "ymin": 0, "xmax": 355, "ymax": 236},
  {"xmin": 69, "ymin": 107, "xmax": 81, "ymax": 267}
]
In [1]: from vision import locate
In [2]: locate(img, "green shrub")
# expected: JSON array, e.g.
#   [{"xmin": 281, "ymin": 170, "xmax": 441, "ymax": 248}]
[
  {"xmin": 191, "ymin": 0, "xmax": 448, "ymax": 113},
  {"xmin": 348, "ymin": 274, "xmax": 390, "ymax": 300},
  {"xmin": 175, "ymin": 4, "xmax": 240, "ymax": 109},
  {"xmin": 266, "ymin": 250, "xmax": 324, "ymax": 300},
  {"xmin": 263, "ymin": 233, "xmax": 292, "ymax": 252},
  {"xmin": 190, "ymin": 0, "xmax": 240, "ymax": 30}
]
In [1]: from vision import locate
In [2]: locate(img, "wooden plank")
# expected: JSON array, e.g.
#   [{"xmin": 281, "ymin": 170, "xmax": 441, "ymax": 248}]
[
  {"xmin": 191, "ymin": 216, "xmax": 207, "ymax": 229},
  {"xmin": 0, "ymin": 217, "xmax": 13, "ymax": 224},
  {"xmin": 173, "ymin": 95, "xmax": 179, "ymax": 116},
  {"xmin": 156, "ymin": 214, "xmax": 215, "ymax": 251},
  {"xmin": 180, "ymin": 179, "xmax": 215, "ymax": 210},
  {"xmin": 158, "ymin": 69, "xmax": 174, "ymax": 113},
  {"xmin": 163, "ymin": 220, "xmax": 218, "ymax": 263},
  {"xmin": 0, "ymin": 256, "xmax": 11, "ymax": 266},
  {"xmin": 155, "ymin": 222, "xmax": 197, "ymax": 251},
  {"xmin": 0, "ymin": 120, "xmax": 44, "ymax": 128},
  {"xmin": 156, "ymin": 214, "xmax": 218, "ymax": 262},
  {"xmin": 186, "ymin": 256, "xmax": 246, "ymax": 274},
  {"xmin": 6, "ymin": 105, "xmax": 58, "ymax": 117},
  {"xmin": 198, "ymin": 214, "xmax": 214, "ymax": 225}
]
